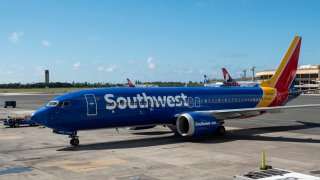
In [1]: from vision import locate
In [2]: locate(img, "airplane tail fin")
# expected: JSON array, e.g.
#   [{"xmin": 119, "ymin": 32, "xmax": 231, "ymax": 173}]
[
  {"xmin": 127, "ymin": 78, "xmax": 135, "ymax": 87},
  {"xmin": 222, "ymin": 68, "xmax": 234, "ymax": 83},
  {"xmin": 204, "ymin": 75, "xmax": 209, "ymax": 84},
  {"xmin": 222, "ymin": 68, "xmax": 239, "ymax": 86},
  {"xmin": 260, "ymin": 36, "xmax": 302, "ymax": 92}
]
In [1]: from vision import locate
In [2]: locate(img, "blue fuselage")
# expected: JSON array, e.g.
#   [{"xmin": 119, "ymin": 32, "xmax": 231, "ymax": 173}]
[{"xmin": 31, "ymin": 86, "xmax": 296, "ymax": 131}]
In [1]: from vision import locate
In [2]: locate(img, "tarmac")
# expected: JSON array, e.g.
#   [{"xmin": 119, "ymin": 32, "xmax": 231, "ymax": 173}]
[{"xmin": 0, "ymin": 93, "xmax": 319, "ymax": 180}]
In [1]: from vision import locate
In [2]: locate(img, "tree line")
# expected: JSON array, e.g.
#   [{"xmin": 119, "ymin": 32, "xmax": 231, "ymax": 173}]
[{"xmin": 0, "ymin": 81, "xmax": 204, "ymax": 89}]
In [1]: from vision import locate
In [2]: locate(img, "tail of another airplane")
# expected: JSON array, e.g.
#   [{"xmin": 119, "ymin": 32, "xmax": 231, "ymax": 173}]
[
  {"xmin": 127, "ymin": 78, "xmax": 135, "ymax": 87},
  {"xmin": 204, "ymin": 75, "xmax": 209, "ymax": 84},
  {"xmin": 222, "ymin": 68, "xmax": 239, "ymax": 86},
  {"xmin": 260, "ymin": 36, "xmax": 302, "ymax": 92}
]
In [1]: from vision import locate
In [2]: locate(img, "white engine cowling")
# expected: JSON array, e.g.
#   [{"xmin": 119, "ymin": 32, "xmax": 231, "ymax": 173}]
[{"xmin": 176, "ymin": 112, "xmax": 219, "ymax": 137}]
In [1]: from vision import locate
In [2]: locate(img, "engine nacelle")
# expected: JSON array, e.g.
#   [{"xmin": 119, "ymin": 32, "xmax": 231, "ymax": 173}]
[{"xmin": 176, "ymin": 112, "xmax": 219, "ymax": 137}]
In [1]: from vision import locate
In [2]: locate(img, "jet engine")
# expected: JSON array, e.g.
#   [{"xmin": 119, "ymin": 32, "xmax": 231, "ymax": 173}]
[{"xmin": 176, "ymin": 112, "xmax": 220, "ymax": 137}]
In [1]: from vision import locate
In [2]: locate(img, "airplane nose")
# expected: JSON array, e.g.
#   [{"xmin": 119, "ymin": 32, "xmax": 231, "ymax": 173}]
[{"xmin": 31, "ymin": 107, "xmax": 48, "ymax": 126}]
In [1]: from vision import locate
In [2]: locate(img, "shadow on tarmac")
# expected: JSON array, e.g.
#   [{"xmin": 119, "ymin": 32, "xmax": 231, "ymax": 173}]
[
  {"xmin": 131, "ymin": 131, "xmax": 173, "ymax": 136},
  {"xmin": 57, "ymin": 121, "xmax": 320, "ymax": 151}
]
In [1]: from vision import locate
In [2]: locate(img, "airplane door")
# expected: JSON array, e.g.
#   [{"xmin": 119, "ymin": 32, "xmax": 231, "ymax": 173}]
[
  {"xmin": 195, "ymin": 97, "xmax": 201, "ymax": 108},
  {"xmin": 85, "ymin": 94, "xmax": 97, "ymax": 116}
]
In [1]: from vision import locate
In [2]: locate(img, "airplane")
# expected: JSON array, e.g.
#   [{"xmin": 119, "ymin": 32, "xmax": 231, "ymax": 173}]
[
  {"xmin": 127, "ymin": 78, "xmax": 159, "ymax": 88},
  {"xmin": 204, "ymin": 69, "xmax": 256, "ymax": 87},
  {"xmin": 31, "ymin": 36, "xmax": 320, "ymax": 146},
  {"xmin": 203, "ymin": 75, "xmax": 224, "ymax": 87},
  {"xmin": 127, "ymin": 78, "xmax": 135, "ymax": 87},
  {"xmin": 222, "ymin": 68, "xmax": 259, "ymax": 87}
]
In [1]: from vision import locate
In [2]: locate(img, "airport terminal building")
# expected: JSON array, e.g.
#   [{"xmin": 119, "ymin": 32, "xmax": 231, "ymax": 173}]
[{"xmin": 256, "ymin": 65, "xmax": 320, "ymax": 92}]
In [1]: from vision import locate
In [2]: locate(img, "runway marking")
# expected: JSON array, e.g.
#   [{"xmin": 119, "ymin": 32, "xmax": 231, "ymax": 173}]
[
  {"xmin": 0, "ymin": 135, "xmax": 24, "ymax": 141},
  {"xmin": 35, "ymin": 157, "xmax": 127, "ymax": 172}
]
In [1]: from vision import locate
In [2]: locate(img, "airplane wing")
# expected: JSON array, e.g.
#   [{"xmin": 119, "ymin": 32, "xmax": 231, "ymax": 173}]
[{"xmin": 194, "ymin": 104, "xmax": 320, "ymax": 120}]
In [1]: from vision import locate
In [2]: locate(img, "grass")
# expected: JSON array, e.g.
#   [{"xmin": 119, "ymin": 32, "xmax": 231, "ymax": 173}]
[{"xmin": 0, "ymin": 88, "xmax": 92, "ymax": 93}]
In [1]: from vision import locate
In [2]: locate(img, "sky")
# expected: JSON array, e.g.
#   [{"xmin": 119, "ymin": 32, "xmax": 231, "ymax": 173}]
[{"xmin": 0, "ymin": 0, "xmax": 320, "ymax": 84}]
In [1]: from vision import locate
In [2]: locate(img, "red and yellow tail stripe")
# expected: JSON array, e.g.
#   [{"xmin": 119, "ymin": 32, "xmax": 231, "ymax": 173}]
[{"xmin": 257, "ymin": 36, "xmax": 302, "ymax": 107}]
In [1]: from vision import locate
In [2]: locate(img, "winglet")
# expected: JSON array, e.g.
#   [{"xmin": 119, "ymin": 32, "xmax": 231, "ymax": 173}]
[{"xmin": 260, "ymin": 36, "xmax": 302, "ymax": 92}]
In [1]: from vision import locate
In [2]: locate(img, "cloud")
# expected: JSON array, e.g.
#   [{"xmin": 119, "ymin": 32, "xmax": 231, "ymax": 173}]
[
  {"xmin": 147, "ymin": 57, "xmax": 156, "ymax": 69},
  {"xmin": 221, "ymin": 52, "xmax": 249, "ymax": 58},
  {"xmin": 34, "ymin": 66, "xmax": 45, "ymax": 76},
  {"xmin": 7, "ymin": 70, "xmax": 13, "ymax": 75},
  {"xmin": 10, "ymin": 64, "xmax": 25, "ymax": 70},
  {"xmin": 128, "ymin": 60, "xmax": 135, "ymax": 65},
  {"xmin": 187, "ymin": 69, "xmax": 193, "ymax": 74},
  {"xmin": 72, "ymin": 62, "xmax": 80, "ymax": 70},
  {"xmin": 42, "ymin": 40, "xmax": 50, "ymax": 47},
  {"xmin": 98, "ymin": 65, "xmax": 117, "ymax": 73},
  {"xmin": 98, "ymin": 66, "xmax": 104, "ymax": 71},
  {"xmin": 0, "ymin": 70, "xmax": 14, "ymax": 75},
  {"xmin": 9, "ymin": 32, "xmax": 23, "ymax": 44},
  {"xmin": 106, "ymin": 65, "xmax": 117, "ymax": 72},
  {"xmin": 56, "ymin": 60, "xmax": 67, "ymax": 65},
  {"xmin": 91, "ymin": 60, "xmax": 100, "ymax": 65},
  {"xmin": 35, "ymin": 66, "xmax": 43, "ymax": 72},
  {"xmin": 0, "ymin": 70, "xmax": 13, "ymax": 75}
]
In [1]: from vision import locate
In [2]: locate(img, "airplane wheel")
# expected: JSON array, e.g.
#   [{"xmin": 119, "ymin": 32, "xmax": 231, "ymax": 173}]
[
  {"xmin": 217, "ymin": 126, "xmax": 226, "ymax": 136},
  {"xmin": 70, "ymin": 138, "xmax": 79, "ymax": 146}
]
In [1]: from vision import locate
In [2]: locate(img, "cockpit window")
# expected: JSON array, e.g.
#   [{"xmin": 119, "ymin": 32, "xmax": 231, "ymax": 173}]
[
  {"xmin": 47, "ymin": 101, "xmax": 71, "ymax": 108},
  {"xmin": 47, "ymin": 101, "xmax": 58, "ymax": 106},
  {"xmin": 58, "ymin": 101, "xmax": 72, "ymax": 108}
]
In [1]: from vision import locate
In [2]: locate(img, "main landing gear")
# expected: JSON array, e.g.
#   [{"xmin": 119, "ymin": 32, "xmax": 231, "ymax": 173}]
[
  {"xmin": 216, "ymin": 126, "xmax": 226, "ymax": 136},
  {"xmin": 69, "ymin": 135, "xmax": 80, "ymax": 146},
  {"xmin": 216, "ymin": 121, "xmax": 226, "ymax": 136}
]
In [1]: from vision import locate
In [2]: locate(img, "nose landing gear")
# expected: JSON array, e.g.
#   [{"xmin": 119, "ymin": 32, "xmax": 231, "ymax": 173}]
[
  {"xmin": 69, "ymin": 135, "xmax": 80, "ymax": 146},
  {"xmin": 53, "ymin": 129, "xmax": 79, "ymax": 146}
]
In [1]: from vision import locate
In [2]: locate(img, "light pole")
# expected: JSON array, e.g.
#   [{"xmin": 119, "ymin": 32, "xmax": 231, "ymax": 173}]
[
  {"xmin": 243, "ymin": 69, "xmax": 247, "ymax": 81},
  {"xmin": 251, "ymin": 66, "xmax": 255, "ymax": 82}
]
